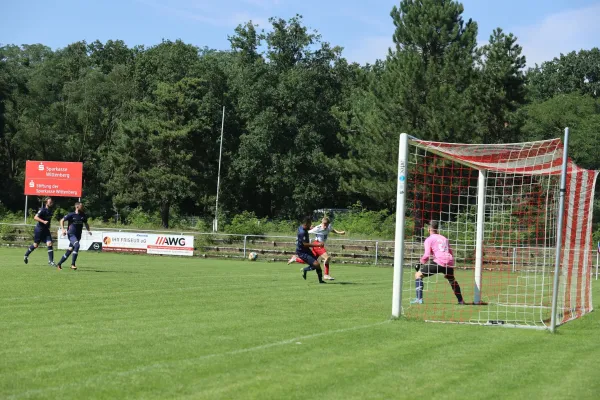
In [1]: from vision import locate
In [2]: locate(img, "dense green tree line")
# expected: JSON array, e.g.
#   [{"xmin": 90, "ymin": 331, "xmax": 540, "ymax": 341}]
[{"xmin": 1, "ymin": 1, "xmax": 599, "ymax": 228}]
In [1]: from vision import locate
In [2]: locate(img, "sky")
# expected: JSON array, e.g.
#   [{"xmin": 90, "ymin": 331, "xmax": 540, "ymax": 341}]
[{"xmin": 1, "ymin": 0, "xmax": 599, "ymax": 67}]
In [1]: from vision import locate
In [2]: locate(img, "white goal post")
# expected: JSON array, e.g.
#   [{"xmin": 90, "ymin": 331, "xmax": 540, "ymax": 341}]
[{"xmin": 392, "ymin": 130, "xmax": 598, "ymax": 331}]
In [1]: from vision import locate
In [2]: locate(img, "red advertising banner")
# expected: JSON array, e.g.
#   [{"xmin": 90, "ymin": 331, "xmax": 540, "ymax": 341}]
[{"xmin": 24, "ymin": 160, "xmax": 83, "ymax": 197}]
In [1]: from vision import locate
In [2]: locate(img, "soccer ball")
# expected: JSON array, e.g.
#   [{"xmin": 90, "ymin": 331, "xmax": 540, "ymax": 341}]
[{"xmin": 248, "ymin": 252, "xmax": 258, "ymax": 261}]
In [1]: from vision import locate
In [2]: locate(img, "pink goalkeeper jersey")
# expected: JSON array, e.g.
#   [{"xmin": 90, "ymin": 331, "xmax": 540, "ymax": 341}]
[{"xmin": 420, "ymin": 234, "xmax": 454, "ymax": 267}]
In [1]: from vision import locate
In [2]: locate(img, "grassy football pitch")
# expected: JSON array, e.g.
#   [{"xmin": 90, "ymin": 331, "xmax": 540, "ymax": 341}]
[{"xmin": 1, "ymin": 247, "xmax": 599, "ymax": 399}]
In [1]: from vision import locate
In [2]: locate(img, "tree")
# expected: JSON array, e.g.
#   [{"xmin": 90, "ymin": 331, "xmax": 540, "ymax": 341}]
[
  {"xmin": 107, "ymin": 79, "xmax": 200, "ymax": 228},
  {"xmin": 106, "ymin": 40, "xmax": 230, "ymax": 227},
  {"xmin": 521, "ymin": 93, "xmax": 600, "ymax": 170},
  {"xmin": 387, "ymin": 0, "xmax": 479, "ymax": 142},
  {"xmin": 62, "ymin": 64, "xmax": 134, "ymax": 217},
  {"xmin": 0, "ymin": 44, "xmax": 64, "ymax": 210},
  {"xmin": 227, "ymin": 16, "xmax": 345, "ymax": 218},
  {"xmin": 88, "ymin": 40, "xmax": 133, "ymax": 74},
  {"xmin": 133, "ymin": 40, "xmax": 200, "ymax": 100},
  {"xmin": 336, "ymin": 0, "xmax": 480, "ymax": 210},
  {"xmin": 527, "ymin": 48, "xmax": 600, "ymax": 102},
  {"xmin": 475, "ymin": 28, "xmax": 527, "ymax": 143},
  {"xmin": 0, "ymin": 15, "xmax": 596, "ymax": 226},
  {"xmin": 335, "ymin": 61, "xmax": 399, "ymax": 209},
  {"xmin": 181, "ymin": 51, "xmax": 234, "ymax": 218}
]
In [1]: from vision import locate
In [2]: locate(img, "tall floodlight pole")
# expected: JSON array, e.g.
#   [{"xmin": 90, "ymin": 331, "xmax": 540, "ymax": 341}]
[{"xmin": 214, "ymin": 106, "xmax": 225, "ymax": 232}]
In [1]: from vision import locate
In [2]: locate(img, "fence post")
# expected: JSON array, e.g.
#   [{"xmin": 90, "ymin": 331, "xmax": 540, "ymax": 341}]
[
  {"xmin": 243, "ymin": 236, "xmax": 248, "ymax": 258},
  {"xmin": 375, "ymin": 241, "xmax": 379, "ymax": 266}
]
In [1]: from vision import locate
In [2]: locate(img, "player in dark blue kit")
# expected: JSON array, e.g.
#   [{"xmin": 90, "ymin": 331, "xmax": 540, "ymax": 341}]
[
  {"xmin": 24, "ymin": 197, "xmax": 56, "ymax": 266},
  {"xmin": 296, "ymin": 217, "xmax": 326, "ymax": 284},
  {"xmin": 56, "ymin": 202, "xmax": 92, "ymax": 270}
]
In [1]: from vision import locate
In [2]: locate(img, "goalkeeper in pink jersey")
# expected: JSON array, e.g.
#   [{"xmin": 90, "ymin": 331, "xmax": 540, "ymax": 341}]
[{"xmin": 411, "ymin": 220, "xmax": 465, "ymax": 305}]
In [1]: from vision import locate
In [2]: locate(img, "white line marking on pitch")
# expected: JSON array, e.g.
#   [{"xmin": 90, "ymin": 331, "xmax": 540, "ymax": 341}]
[
  {"xmin": 6, "ymin": 320, "xmax": 391, "ymax": 399},
  {"xmin": 0, "ymin": 279, "xmax": 391, "ymax": 303}
]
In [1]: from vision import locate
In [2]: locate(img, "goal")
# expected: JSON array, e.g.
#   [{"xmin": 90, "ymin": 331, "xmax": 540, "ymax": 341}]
[{"xmin": 391, "ymin": 130, "xmax": 597, "ymax": 330}]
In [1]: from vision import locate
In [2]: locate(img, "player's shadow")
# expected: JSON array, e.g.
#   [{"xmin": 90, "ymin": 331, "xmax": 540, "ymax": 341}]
[{"xmin": 79, "ymin": 269, "xmax": 139, "ymax": 274}]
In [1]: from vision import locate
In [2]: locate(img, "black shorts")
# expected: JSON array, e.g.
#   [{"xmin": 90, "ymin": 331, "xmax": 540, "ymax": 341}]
[
  {"xmin": 33, "ymin": 228, "xmax": 52, "ymax": 244},
  {"xmin": 297, "ymin": 252, "xmax": 318, "ymax": 266},
  {"xmin": 420, "ymin": 260, "xmax": 455, "ymax": 278}
]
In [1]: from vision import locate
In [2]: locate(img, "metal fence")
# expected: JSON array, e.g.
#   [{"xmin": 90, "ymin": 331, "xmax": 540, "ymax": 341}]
[
  {"xmin": 1, "ymin": 222, "xmax": 598, "ymax": 278},
  {"xmin": 0, "ymin": 222, "xmax": 399, "ymax": 265}
]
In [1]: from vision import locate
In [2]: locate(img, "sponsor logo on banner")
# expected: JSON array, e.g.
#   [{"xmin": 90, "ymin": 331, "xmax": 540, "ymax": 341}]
[
  {"xmin": 98, "ymin": 232, "xmax": 194, "ymax": 256},
  {"xmin": 147, "ymin": 235, "xmax": 194, "ymax": 256},
  {"xmin": 25, "ymin": 160, "xmax": 83, "ymax": 197},
  {"xmin": 101, "ymin": 232, "xmax": 148, "ymax": 253},
  {"xmin": 57, "ymin": 229, "xmax": 103, "ymax": 251},
  {"xmin": 154, "ymin": 236, "xmax": 186, "ymax": 246}
]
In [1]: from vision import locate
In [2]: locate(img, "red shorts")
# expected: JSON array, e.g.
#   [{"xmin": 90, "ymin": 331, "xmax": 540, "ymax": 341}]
[
  {"xmin": 295, "ymin": 241, "xmax": 327, "ymax": 264},
  {"xmin": 311, "ymin": 240, "xmax": 327, "ymax": 257}
]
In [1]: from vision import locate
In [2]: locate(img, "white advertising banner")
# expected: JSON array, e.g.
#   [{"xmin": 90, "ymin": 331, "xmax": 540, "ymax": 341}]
[
  {"xmin": 57, "ymin": 229, "xmax": 104, "ymax": 251},
  {"xmin": 98, "ymin": 232, "xmax": 194, "ymax": 256},
  {"xmin": 101, "ymin": 232, "xmax": 149, "ymax": 253},
  {"xmin": 147, "ymin": 234, "xmax": 195, "ymax": 256}
]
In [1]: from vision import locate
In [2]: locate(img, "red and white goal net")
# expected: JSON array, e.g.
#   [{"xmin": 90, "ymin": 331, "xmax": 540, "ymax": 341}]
[{"xmin": 392, "ymin": 134, "xmax": 597, "ymax": 329}]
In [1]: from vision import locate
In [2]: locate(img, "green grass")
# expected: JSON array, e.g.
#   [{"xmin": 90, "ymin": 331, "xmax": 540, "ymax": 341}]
[
  {"xmin": 1, "ymin": 247, "xmax": 599, "ymax": 400},
  {"xmin": 401, "ymin": 268, "xmax": 556, "ymax": 326}
]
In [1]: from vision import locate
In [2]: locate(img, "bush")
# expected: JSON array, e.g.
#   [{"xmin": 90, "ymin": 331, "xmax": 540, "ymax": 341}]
[
  {"xmin": 194, "ymin": 218, "xmax": 212, "ymax": 232},
  {"xmin": 0, "ymin": 210, "xmax": 27, "ymax": 224},
  {"xmin": 0, "ymin": 224, "xmax": 17, "ymax": 241},
  {"xmin": 593, "ymin": 228, "xmax": 600, "ymax": 247},
  {"xmin": 126, "ymin": 207, "xmax": 162, "ymax": 229},
  {"xmin": 333, "ymin": 206, "xmax": 395, "ymax": 239},
  {"xmin": 445, "ymin": 206, "xmax": 477, "ymax": 244},
  {"xmin": 225, "ymin": 211, "xmax": 265, "ymax": 237},
  {"xmin": 261, "ymin": 219, "xmax": 297, "ymax": 235},
  {"xmin": 53, "ymin": 206, "xmax": 69, "ymax": 223}
]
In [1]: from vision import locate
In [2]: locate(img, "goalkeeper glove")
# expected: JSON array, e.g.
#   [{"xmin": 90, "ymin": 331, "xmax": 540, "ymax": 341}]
[{"xmin": 414, "ymin": 263, "xmax": 421, "ymax": 272}]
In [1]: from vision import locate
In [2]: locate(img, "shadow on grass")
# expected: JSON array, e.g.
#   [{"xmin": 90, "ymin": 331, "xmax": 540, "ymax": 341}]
[{"xmin": 78, "ymin": 269, "xmax": 139, "ymax": 274}]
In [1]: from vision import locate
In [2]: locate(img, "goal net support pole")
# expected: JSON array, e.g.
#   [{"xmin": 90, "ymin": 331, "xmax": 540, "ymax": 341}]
[
  {"xmin": 392, "ymin": 133, "xmax": 409, "ymax": 318},
  {"xmin": 474, "ymin": 170, "xmax": 486, "ymax": 305},
  {"xmin": 550, "ymin": 127, "xmax": 570, "ymax": 332}
]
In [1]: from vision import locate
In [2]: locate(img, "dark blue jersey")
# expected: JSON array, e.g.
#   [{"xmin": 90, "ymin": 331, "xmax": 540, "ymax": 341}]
[
  {"xmin": 296, "ymin": 225, "xmax": 310, "ymax": 255},
  {"xmin": 63, "ymin": 212, "xmax": 88, "ymax": 239},
  {"xmin": 35, "ymin": 206, "xmax": 53, "ymax": 230}
]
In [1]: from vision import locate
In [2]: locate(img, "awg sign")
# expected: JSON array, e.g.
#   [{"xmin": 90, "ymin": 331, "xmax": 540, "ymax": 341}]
[
  {"xmin": 147, "ymin": 235, "xmax": 194, "ymax": 256},
  {"xmin": 25, "ymin": 161, "xmax": 83, "ymax": 197}
]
